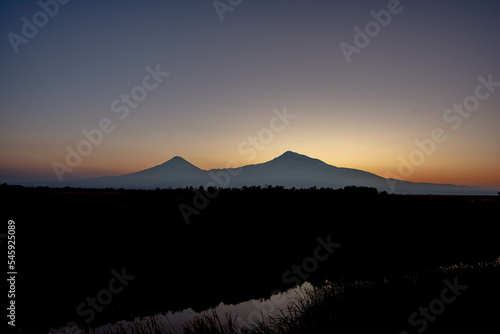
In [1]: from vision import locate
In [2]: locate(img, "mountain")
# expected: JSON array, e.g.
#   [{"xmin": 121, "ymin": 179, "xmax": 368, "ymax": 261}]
[
  {"xmin": 222, "ymin": 151, "xmax": 495, "ymax": 195},
  {"xmin": 12, "ymin": 151, "xmax": 497, "ymax": 195},
  {"xmin": 219, "ymin": 151, "xmax": 389, "ymax": 190},
  {"xmin": 66, "ymin": 156, "xmax": 212, "ymax": 189}
]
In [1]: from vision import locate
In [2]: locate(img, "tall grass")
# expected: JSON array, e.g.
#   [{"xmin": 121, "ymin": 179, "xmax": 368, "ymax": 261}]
[
  {"xmin": 182, "ymin": 310, "xmax": 239, "ymax": 334},
  {"xmin": 63, "ymin": 261, "xmax": 499, "ymax": 334}
]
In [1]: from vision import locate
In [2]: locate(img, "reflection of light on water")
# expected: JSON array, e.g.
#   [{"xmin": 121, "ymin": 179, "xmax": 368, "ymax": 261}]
[
  {"xmin": 230, "ymin": 281, "xmax": 313, "ymax": 330},
  {"xmin": 156, "ymin": 281, "xmax": 313, "ymax": 332},
  {"xmin": 55, "ymin": 282, "xmax": 313, "ymax": 333}
]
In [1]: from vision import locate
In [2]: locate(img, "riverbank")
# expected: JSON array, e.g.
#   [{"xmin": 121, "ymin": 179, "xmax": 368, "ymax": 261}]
[{"xmin": 55, "ymin": 261, "xmax": 500, "ymax": 333}]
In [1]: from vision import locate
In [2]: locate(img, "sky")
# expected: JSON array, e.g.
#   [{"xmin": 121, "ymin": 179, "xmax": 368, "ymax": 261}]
[{"xmin": 1, "ymin": 0, "xmax": 499, "ymax": 188}]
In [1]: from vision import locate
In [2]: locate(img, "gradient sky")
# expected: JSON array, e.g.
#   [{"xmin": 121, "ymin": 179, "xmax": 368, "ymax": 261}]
[{"xmin": 1, "ymin": 0, "xmax": 499, "ymax": 188}]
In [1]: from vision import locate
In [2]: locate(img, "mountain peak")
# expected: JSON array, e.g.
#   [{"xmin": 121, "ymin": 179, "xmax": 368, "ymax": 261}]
[
  {"xmin": 126, "ymin": 155, "xmax": 202, "ymax": 178},
  {"xmin": 275, "ymin": 151, "xmax": 316, "ymax": 161},
  {"xmin": 266, "ymin": 151, "xmax": 328, "ymax": 168},
  {"xmin": 158, "ymin": 155, "xmax": 200, "ymax": 168},
  {"xmin": 279, "ymin": 151, "xmax": 305, "ymax": 158},
  {"xmin": 168, "ymin": 156, "xmax": 187, "ymax": 162}
]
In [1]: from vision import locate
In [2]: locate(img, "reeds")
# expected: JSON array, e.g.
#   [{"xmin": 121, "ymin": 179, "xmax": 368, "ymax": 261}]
[
  {"xmin": 64, "ymin": 261, "xmax": 500, "ymax": 334},
  {"xmin": 181, "ymin": 310, "xmax": 239, "ymax": 334}
]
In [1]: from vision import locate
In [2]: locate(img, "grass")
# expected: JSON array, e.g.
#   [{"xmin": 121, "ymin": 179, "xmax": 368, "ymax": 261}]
[
  {"xmin": 189, "ymin": 260, "xmax": 500, "ymax": 334},
  {"xmin": 56, "ymin": 261, "xmax": 499, "ymax": 334},
  {"xmin": 182, "ymin": 310, "xmax": 239, "ymax": 334}
]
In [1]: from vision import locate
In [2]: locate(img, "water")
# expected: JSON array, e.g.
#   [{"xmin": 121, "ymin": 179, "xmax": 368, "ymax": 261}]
[{"xmin": 54, "ymin": 282, "xmax": 313, "ymax": 333}]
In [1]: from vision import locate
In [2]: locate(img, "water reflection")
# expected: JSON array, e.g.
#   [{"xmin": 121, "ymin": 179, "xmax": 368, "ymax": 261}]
[{"xmin": 57, "ymin": 282, "xmax": 313, "ymax": 333}]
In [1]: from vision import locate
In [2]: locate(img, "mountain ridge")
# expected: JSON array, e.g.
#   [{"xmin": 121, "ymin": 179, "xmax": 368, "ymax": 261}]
[{"xmin": 8, "ymin": 151, "xmax": 498, "ymax": 195}]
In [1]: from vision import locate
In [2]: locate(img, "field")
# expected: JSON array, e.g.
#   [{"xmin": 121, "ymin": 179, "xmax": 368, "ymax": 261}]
[{"xmin": 2, "ymin": 184, "xmax": 499, "ymax": 333}]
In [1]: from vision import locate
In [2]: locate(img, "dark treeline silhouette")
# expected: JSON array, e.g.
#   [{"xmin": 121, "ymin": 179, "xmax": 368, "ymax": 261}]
[{"xmin": 2, "ymin": 184, "xmax": 499, "ymax": 333}]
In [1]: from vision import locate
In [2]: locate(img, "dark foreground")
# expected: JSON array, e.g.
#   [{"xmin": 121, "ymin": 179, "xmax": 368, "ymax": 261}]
[{"xmin": 1, "ymin": 184, "xmax": 499, "ymax": 333}]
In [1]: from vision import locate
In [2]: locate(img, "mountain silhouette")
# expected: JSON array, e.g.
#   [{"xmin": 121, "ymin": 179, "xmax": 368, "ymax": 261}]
[
  {"xmin": 71, "ymin": 156, "xmax": 210, "ymax": 189},
  {"xmin": 222, "ymin": 151, "xmax": 389, "ymax": 190},
  {"xmin": 19, "ymin": 151, "xmax": 497, "ymax": 195}
]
